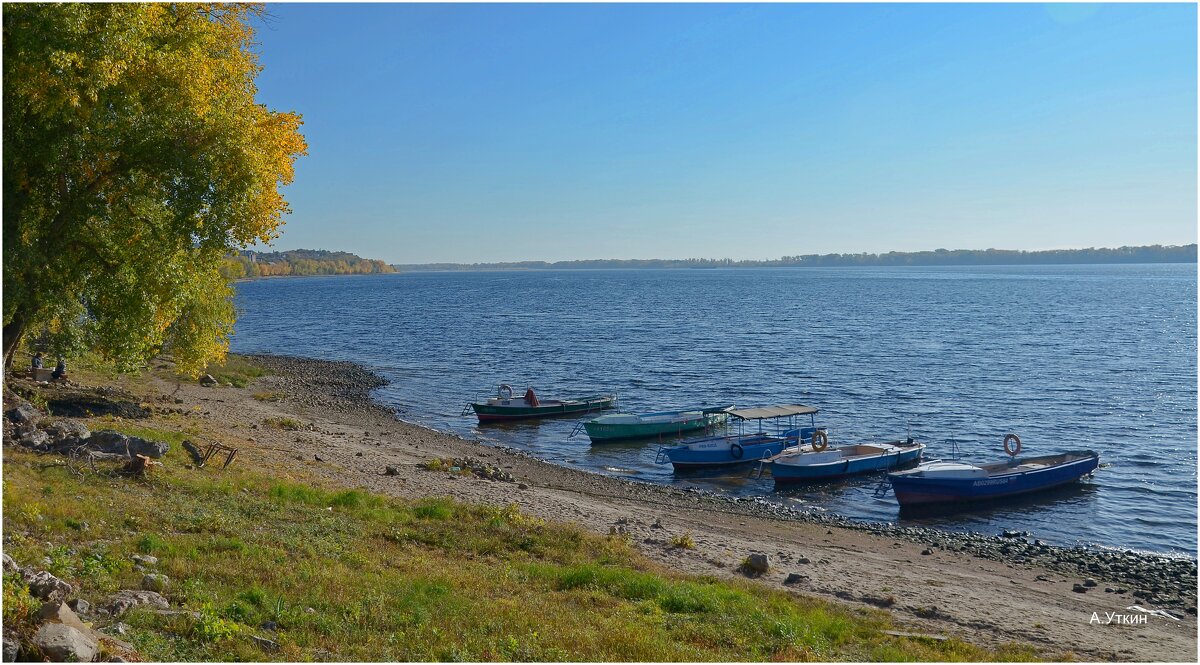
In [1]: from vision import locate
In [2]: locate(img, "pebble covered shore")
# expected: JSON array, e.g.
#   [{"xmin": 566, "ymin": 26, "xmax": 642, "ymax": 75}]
[{"xmin": 240, "ymin": 353, "xmax": 1199, "ymax": 615}]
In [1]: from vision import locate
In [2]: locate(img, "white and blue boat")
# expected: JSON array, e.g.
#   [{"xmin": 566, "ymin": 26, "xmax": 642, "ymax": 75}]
[
  {"xmin": 768, "ymin": 438, "xmax": 925, "ymax": 484},
  {"xmin": 654, "ymin": 404, "xmax": 824, "ymax": 469},
  {"xmin": 887, "ymin": 434, "xmax": 1099, "ymax": 509}
]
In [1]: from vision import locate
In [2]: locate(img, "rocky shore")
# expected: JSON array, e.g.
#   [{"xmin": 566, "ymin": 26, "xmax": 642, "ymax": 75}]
[
  {"xmin": 5, "ymin": 352, "xmax": 1195, "ymax": 661},
  {"xmin": 227, "ymin": 353, "xmax": 1199, "ymax": 613}
]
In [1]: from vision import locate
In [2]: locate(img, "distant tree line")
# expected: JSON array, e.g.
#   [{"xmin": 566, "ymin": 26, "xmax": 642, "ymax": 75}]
[
  {"xmin": 393, "ymin": 244, "xmax": 1197, "ymax": 272},
  {"xmin": 221, "ymin": 249, "xmax": 396, "ymax": 279}
]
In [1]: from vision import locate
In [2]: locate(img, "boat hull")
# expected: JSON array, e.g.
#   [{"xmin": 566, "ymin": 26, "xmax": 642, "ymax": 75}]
[
  {"xmin": 662, "ymin": 427, "xmax": 820, "ymax": 468},
  {"xmin": 471, "ymin": 396, "xmax": 615, "ymax": 422},
  {"xmin": 888, "ymin": 451, "xmax": 1099, "ymax": 507},
  {"xmin": 772, "ymin": 442, "xmax": 924, "ymax": 484},
  {"xmin": 585, "ymin": 416, "xmax": 708, "ymax": 441},
  {"xmin": 584, "ymin": 409, "xmax": 728, "ymax": 442}
]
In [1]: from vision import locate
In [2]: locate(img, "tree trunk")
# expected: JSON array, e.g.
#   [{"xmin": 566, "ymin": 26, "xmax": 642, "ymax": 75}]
[{"xmin": 3, "ymin": 312, "xmax": 27, "ymax": 371}]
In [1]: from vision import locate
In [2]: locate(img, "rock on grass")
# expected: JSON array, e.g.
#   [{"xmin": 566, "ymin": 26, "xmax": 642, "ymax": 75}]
[{"xmin": 31, "ymin": 623, "xmax": 97, "ymax": 662}]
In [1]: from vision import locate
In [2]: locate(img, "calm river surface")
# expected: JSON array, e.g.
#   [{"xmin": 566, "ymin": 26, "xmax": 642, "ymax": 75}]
[{"xmin": 231, "ymin": 264, "xmax": 1197, "ymax": 556}]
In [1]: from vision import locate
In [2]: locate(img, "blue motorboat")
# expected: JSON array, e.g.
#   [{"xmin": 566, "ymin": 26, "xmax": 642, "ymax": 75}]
[
  {"xmin": 768, "ymin": 439, "xmax": 925, "ymax": 484},
  {"xmin": 887, "ymin": 435, "xmax": 1099, "ymax": 508},
  {"xmin": 654, "ymin": 404, "xmax": 824, "ymax": 469}
]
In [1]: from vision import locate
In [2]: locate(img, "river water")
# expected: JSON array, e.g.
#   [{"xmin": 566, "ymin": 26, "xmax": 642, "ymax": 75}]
[{"xmin": 231, "ymin": 264, "xmax": 1197, "ymax": 556}]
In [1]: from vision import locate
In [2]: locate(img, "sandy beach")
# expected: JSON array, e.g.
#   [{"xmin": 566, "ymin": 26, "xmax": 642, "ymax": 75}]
[{"xmin": 32, "ymin": 353, "xmax": 1197, "ymax": 662}]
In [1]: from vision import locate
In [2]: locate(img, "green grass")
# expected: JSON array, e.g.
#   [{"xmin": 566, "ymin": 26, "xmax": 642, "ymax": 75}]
[
  {"xmin": 1, "ymin": 441, "xmax": 1042, "ymax": 662},
  {"xmin": 262, "ymin": 416, "xmax": 304, "ymax": 431},
  {"xmin": 91, "ymin": 419, "xmax": 190, "ymax": 446},
  {"xmin": 669, "ymin": 533, "xmax": 696, "ymax": 550},
  {"xmin": 196, "ymin": 355, "xmax": 268, "ymax": 388}
]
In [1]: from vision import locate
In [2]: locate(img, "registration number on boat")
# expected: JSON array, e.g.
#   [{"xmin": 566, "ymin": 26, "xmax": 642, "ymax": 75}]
[{"xmin": 972, "ymin": 478, "xmax": 1010, "ymax": 486}]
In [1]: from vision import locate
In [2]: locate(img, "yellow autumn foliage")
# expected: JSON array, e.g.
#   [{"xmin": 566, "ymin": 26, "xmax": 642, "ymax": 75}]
[{"xmin": 3, "ymin": 3, "xmax": 307, "ymax": 375}]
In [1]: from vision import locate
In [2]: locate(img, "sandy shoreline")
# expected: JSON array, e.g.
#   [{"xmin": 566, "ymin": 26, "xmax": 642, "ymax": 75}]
[{"xmin": 75, "ymin": 353, "xmax": 1199, "ymax": 661}]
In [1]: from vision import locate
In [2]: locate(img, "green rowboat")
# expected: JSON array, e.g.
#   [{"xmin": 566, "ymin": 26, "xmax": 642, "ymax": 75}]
[
  {"xmin": 466, "ymin": 385, "xmax": 616, "ymax": 423},
  {"xmin": 581, "ymin": 406, "xmax": 732, "ymax": 442}
]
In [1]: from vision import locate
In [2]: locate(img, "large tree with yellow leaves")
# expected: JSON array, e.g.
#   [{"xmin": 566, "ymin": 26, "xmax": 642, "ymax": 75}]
[{"xmin": 3, "ymin": 3, "xmax": 306, "ymax": 374}]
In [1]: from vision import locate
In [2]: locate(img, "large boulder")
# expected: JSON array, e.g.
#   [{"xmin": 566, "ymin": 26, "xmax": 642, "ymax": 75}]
[
  {"xmin": 42, "ymin": 420, "xmax": 91, "ymax": 444},
  {"xmin": 19, "ymin": 430, "xmax": 49, "ymax": 449},
  {"xmin": 31, "ymin": 623, "xmax": 98, "ymax": 662},
  {"xmin": 37, "ymin": 601, "xmax": 91, "ymax": 634},
  {"xmin": 5, "ymin": 402, "xmax": 41, "ymax": 425},
  {"xmin": 2, "ymin": 553, "xmax": 19, "ymax": 573},
  {"xmin": 3, "ymin": 633, "xmax": 18, "ymax": 662},
  {"xmin": 23, "ymin": 571, "xmax": 74, "ymax": 602},
  {"xmin": 140, "ymin": 574, "xmax": 168, "ymax": 592},
  {"xmin": 743, "ymin": 553, "xmax": 770, "ymax": 575},
  {"xmin": 102, "ymin": 590, "xmax": 169, "ymax": 617},
  {"xmin": 87, "ymin": 431, "xmax": 169, "ymax": 459}
]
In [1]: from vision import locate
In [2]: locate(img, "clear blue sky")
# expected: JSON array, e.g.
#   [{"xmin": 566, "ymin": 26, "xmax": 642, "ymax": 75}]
[{"xmin": 250, "ymin": 2, "xmax": 1197, "ymax": 264}]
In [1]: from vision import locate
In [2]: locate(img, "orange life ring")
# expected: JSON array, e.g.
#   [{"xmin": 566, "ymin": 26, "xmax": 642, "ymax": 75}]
[
  {"xmin": 1003, "ymin": 433, "xmax": 1022, "ymax": 457},
  {"xmin": 811, "ymin": 429, "xmax": 829, "ymax": 452}
]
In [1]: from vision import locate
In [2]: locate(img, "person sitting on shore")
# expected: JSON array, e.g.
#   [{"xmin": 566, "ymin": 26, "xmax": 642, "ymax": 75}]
[
  {"xmin": 31, "ymin": 352, "xmax": 43, "ymax": 370},
  {"xmin": 51, "ymin": 357, "xmax": 66, "ymax": 381}
]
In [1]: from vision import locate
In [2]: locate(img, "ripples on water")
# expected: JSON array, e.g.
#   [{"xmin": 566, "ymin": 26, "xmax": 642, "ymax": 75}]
[{"xmin": 232, "ymin": 264, "xmax": 1197, "ymax": 555}]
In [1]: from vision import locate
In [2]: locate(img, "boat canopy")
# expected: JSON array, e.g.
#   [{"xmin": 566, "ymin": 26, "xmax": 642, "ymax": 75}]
[{"xmin": 727, "ymin": 404, "xmax": 818, "ymax": 420}]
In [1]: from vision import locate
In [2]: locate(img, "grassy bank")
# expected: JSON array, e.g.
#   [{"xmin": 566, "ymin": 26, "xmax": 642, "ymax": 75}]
[{"xmin": 2, "ymin": 367, "xmax": 1041, "ymax": 661}]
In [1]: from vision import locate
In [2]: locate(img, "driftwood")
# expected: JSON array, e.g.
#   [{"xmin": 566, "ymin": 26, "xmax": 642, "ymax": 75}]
[
  {"xmin": 122, "ymin": 454, "xmax": 162, "ymax": 477},
  {"xmin": 182, "ymin": 440, "xmax": 206, "ymax": 465}
]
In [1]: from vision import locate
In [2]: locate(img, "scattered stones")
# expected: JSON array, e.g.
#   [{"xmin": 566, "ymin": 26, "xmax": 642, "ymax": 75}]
[
  {"xmin": 744, "ymin": 553, "xmax": 770, "ymax": 575},
  {"xmin": 6, "ymin": 402, "xmax": 41, "ymax": 425},
  {"xmin": 102, "ymin": 590, "xmax": 170, "ymax": 617},
  {"xmin": 3, "ymin": 634, "xmax": 18, "ymax": 662},
  {"xmin": 1072, "ymin": 583, "xmax": 1088, "ymax": 593},
  {"xmin": 251, "ymin": 635, "xmax": 280, "ymax": 652},
  {"xmin": 89, "ymin": 430, "xmax": 170, "ymax": 458},
  {"xmin": 439, "ymin": 457, "xmax": 514, "ymax": 482},
  {"xmin": 517, "ymin": 483, "xmax": 529, "ymax": 490},
  {"xmin": 2, "ymin": 553, "xmax": 18, "ymax": 573},
  {"xmin": 384, "ymin": 466, "xmax": 399, "ymax": 476},
  {"xmin": 921, "ymin": 548, "xmax": 934, "ymax": 555},
  {"xmin": 19, "ymin": 430, "xmax": 49, "ymax": 448},
  {"xmin": 31, "ymin": 623, "xmax": 98, "ymax": 663},
  {"xmin": 784, "ymin": 572, "xmax": 807, "ymax": 585},
  {"xmin": 260, "ymin": 620, "xmax": 279, "ymax": 632},
  {"xmin": 102, "ymin": 623, "xmax": 131, "ymax": 637},
  {"xmin": 141, "ymin": 573, "xmax": 169, "ymax": 592},
  {"xmin": 199, "ymin": 374, "xmax": 218, "ymax": 386},
  {"xmin": 42, "ymin": 419, "xmax": 91, "ymax": 444},
  {"xmin": 131, "ymin": 554, "xmax": 158, "ymax": 567},
  {"xmin": 23, "ymin": 570, "xmax": 74, "ymax": 601},
  {"xmin": 37, "ymin": 600, "xmax": 91, "ymax": 634},
  {"xmin": 67, "ymin": 598, "xmax": 91, "ymax": 615},
  {"xmin": 1084, "ymin": 578, "xmax": 1097, "ymax": 587},
  {"xmin": 797, "ymin": 557, "xmax": 811, "ymax": 564}
]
